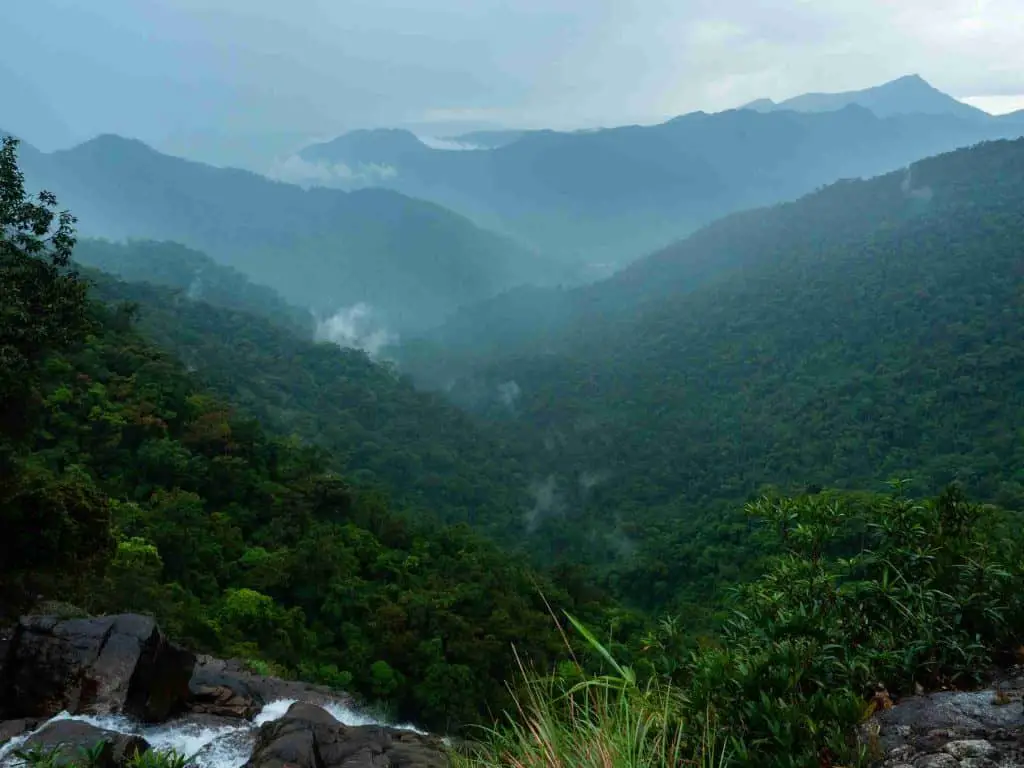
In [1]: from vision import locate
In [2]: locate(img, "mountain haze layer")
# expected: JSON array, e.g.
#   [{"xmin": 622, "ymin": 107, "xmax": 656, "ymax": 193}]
[
  {"xmin": 398, "ymin": 138, "xmax": 1024, "ymax": 607},
  {"xmin": 741, "ymin": 74, "xmax": 988, "ymax": 119},
  {"xmin": 294, "ymin": 80, "xmax": 1023, "ymax": 270},
  {"xmin": 14, "ymin": 134, "xmax": 540, "ymax": 333}
]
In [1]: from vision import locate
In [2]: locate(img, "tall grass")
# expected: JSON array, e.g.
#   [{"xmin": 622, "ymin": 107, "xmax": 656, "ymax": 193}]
[{"xmin": 452, "ymin": 613, "xmax": 729, "ymax": 768}]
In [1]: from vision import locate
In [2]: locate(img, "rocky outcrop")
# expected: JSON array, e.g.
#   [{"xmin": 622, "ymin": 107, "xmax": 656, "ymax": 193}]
[
  {"xmin": 23, "ymin": 720, "xmax": 150, "ymax": 768},
  {"xmin": 0, "ymin": 718, "xmax": 38, "ymax": 746},
  {"xmin": 863, "ymin": 671, "xmax": 1024, "ymax": 766},
  {"xmin": 188, "ymin": 656, "xmax": 355, "ymax": 717},
  {"xmin": 246, "ymin": 702, "xmax": 447, "ymax": 768},
  {"xmin": 188, "ymin": 661, "xmax": 265, "ymax": 719},
  {"xmin": 0, "ymin": 614, "xmax": 195, "ymax": 722}
]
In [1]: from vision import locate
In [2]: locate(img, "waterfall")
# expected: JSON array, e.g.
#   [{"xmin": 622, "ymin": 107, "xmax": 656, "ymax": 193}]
[{"xmin": 0, "ymin": 699, "xmax": 427, "ymax": 768}]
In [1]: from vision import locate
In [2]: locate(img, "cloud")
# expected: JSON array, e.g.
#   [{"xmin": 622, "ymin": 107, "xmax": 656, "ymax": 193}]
[
  {"xmin": 269, "ymin": 154, "xmax": 397, "ymax": 187},
  {"xmin": 416, "ymin": 135, "xmax": 484, "ymax": 151},
  {"xmin": 496, "ymin": 380, "xmax": 521, "ymax": 410},
  {"xmin": 3, "ymin": 0, "xmax": 1022, "ymax": 164},
  {"xmin": 314, "ymin": 303, "xmax": 397, "ymax": 357},
  {"xmin": 524, "ymin": 475, "xmax": 564, "ymax": 532}
]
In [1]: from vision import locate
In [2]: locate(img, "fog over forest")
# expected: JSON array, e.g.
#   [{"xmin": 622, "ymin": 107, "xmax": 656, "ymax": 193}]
[{"xmin": 3, "ymin": 3, "xmax": 1024, "ymax": 767}]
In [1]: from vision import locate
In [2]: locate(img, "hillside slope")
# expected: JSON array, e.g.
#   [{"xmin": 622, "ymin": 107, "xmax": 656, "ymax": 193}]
[
  {"xmin": 0, "ymin": 136, "xmax": 605, "ymax": 732},
  {"xmin": 82, "ymin": 261, "xmax": 537, "ymax": 548},
  {"xmin": 16, "ymin": 135, "xmax": 540, "ymax": 331},
  {"xmin": 408, "ymin": 138, "xmax": 1024, "ymax": 608},
  {"xmin": 296, "ymin": 92, "xmax": 1023, "ymax": 266}
]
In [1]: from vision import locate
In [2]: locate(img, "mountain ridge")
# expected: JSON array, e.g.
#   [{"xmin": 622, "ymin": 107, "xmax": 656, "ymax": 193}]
[
  {"xmin": 292, "ymin": 95, "xmax": 1023, "ymax": 268},
  {"xmin": 15, "ymin": 133, "xmax": 541, "ymax": 331},
  {"xmin": 740, "ymin": 74, "xmax": 988, "ymax": 120}
]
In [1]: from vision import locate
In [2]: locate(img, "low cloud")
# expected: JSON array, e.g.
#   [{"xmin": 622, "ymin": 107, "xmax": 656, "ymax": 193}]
[
  {"xmin": 496, "ymin": 380, "xmax": 521, "ymax": 410},
  {"xmin": 524, "ymin": 475, "xmax": 564, "ymax": 533},
  {"xmin": 416, "ymin": 135, "xmax": 484, "ymax": 151},
  {"xmin": 314, "ymin": 302, "xmax": 397, "ymax": 357},
  {"xmin": 269, "ymin": 154, "xmax": 398, "ymax": 187}
]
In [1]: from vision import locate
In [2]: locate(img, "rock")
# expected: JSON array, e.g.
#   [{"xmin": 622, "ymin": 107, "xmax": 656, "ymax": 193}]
[
  {"xmin": 246, "ymin": 702, "xmax": 447, "ymax": 768},
  {"xmin": 188, "ymin": 664, "xmax": 264, "ymax": 719},
  {"xmin": 285, "ymin": 702, "xmax": 341, "ymax": 726},
  {"xmin": 942, "ymin": 739, "xmax": 997, "ymax": 759},
  {"xmin": 1, "ymin": 614, "xmax": 195, "ymax": 722},
  {"xmin": 0, "ymin": 718, "xmax": 39, "ymax": 746},
  {"xmin": 23, "ymin": 720, "xmax": 149, "ymax": 768},
  {"xmin": 864, "ymin": 673, "xmax": 1024, "ymax": 766},
  {"xmin": 189, "ymin": 656, "xmax": 354, "ymax": 716}
]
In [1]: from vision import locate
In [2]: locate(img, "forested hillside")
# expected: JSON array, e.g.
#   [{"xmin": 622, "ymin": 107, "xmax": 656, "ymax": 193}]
[
  {"xmin": 73, "ymin": 238, "xmax": 314, "ymax": 335},
  {"xmin": 80, "ymin": 264, "xmax": 538, "ymax": 546},
  {"xmin": 12, "ymin": 134, "xmax": 540, "ymax": 330},
  {"xmin": 402, "ymin": 138, "xmax": 1024, "ymax": 611},
  {"xmin": 0, "ymin": 137, "xmax": 611, "ymax": 732},
  {"xmin": 8, "ymin": 115, "xmax": 1024, "ymax": 768},
  {"xmin": 296, "ymin": 94, "xmax": 1024, "ymax": 267}
]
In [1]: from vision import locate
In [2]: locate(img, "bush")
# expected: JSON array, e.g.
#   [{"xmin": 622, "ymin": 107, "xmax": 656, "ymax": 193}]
[{"xmin": 464, "ymin": 486, "xmax": 1024, "ymax": 767}]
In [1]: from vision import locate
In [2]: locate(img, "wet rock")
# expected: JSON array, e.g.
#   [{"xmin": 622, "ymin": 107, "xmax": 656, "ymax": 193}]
[
  {"xmin": 188, "ymin": 664, "xmax": 264, "ymax": 719},
  {"xmin": 246, "ymin": 702, "xmax": 447, "ymax": 768},
  {"xmin": 284, "ymin": 702, "xmax": 341, "ymax": 726},
  {"xmin": 23, "ymin": 720, "xmax": 149, "ymax": 768},
  {"xmin": 190, "ymin": 656, "xmax": 354, "ymax": 715},
  {"xmin": 0, "ymin": 719, "xmax": 39, "ymax": 746},
  {"xmin": 1, "ymin": 614, "xmax": 195, "ymax": 722},
  {"xmin": 864, "ymin": 672, "xmax": 1024, "ymax": 766}
]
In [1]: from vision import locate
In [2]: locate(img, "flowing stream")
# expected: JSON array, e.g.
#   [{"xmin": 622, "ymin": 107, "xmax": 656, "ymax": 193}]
[{"xmin": 0, "ymin": 699, "xmax": 427, "ymax": 768}]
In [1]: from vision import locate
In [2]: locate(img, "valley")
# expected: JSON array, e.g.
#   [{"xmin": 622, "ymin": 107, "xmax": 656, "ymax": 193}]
[{"xmin": 5, "ymin": 67, "xmax": 1024, "ymax": 767}]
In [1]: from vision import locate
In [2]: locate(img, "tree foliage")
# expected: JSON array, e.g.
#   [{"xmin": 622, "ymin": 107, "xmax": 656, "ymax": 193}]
[{"xmin": 0, "ymin": 140, "xmax": 610, "ymax": 732}]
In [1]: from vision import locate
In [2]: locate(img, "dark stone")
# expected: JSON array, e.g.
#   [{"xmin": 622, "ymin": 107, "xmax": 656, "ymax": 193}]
[
  {"xmin": 188, "ymin": 664, "xmax": 264, "ymax": 720},
  {"xmin": 23, "ymin": 720, "xmax": 149, "ymax": 768},
  {"xmin": 189, "ymin": 656, "xmax": 355, "ymax": 716},
  {"xmin": 284, "ymin": 702, "xmax": 341, "ymax": 727},
  {"xmin": 0, "ymin": 718, "xmax": 39, "ymax": 745},
  {"xmin": 862, "ymin": 673, "xmax": 1024, "ymax": 766},
  {"xmin": 1, "ymin": 614, "xmax": 195, "ymax": 722},
  {"xmin": 246, "ymin": 703, "xmax": 447, "ymax": 768}
]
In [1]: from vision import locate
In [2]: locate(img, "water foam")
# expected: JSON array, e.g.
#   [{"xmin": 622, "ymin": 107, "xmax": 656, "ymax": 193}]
[{"xmin": 0, "ymin": 698, "xmax": 420, "ymax": 768}]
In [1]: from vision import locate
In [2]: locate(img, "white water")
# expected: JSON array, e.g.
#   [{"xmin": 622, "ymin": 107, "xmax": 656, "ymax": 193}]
[{"xmin": 0, "ymin": 699, "xmax": 427, "ymax": 768}]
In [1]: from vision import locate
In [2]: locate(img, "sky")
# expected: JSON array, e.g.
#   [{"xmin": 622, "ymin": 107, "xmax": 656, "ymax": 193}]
[{"xmin": 4, "ymin": 0, "xmax": 1023, "ymax": 167}]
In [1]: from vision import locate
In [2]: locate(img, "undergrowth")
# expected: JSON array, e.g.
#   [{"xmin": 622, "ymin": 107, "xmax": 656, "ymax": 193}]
[{"xmin": 455, "ymin": 484, "xmax": 1024, "ymax": 768}]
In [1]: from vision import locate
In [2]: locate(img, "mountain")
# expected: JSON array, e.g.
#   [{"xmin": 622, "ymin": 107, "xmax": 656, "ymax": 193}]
[
  {"xmin": 16, "ymin": 135, "xmax": 540, "ymax": 332},
  {"xmin": 742, "ymin": 74, "xmax": 988, "ymax": 120},
  {"xmin": 293, "ymin": 97, "xmax": 1023, "ymax": 269},
  {"xmin": 73, "ymin": 238, "xmax": 315, "ymax": 336},
  {"xmin": 443, "ymin": 129, "xmax": 531, "ymax": 149},
  {"xmin": 398, "ymin": 138, "xmax": 1024, "ymax": 608},
  {"xmin": 11, "ymin": 131, "xmax": 1024, "ymax": 768},
  {"xmin": 82, "ymin": 260, "xmax": 541, "ymax": 549}
]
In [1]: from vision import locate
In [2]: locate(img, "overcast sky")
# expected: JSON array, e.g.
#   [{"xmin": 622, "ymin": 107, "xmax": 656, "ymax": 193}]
[{"xmin": 4, "ymin": 0, "xmax": 1023, "ymax": 166}]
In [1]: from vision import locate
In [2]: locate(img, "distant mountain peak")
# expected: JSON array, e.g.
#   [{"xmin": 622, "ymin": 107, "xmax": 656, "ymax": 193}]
[
  {"xmin": 741, "ymin": 74, "xmax": 988, "ymax": 121},
  {"xmin": 300, "ymin": 128, "xmax": 428, "ymax": 165}
]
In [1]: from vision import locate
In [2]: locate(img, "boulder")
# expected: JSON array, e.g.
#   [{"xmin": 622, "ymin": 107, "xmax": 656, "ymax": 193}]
[
  {"xmin": 0, "ymin": 718, "xmax": 39, "ymax": 746},
  {"xmin": 1, "ymin": 614, "xmax": 195, "ymax": 722},
  {"xmin": 189, "ymin": 656, "xmax": 355, "ymax": 717},
  {"xmin": 246, "ymin": 702, "xmax": 448, "ymax": 768},
  {"xmin": 862, "ymin": 671, "xmax": 1024, "ymax": 766},
  {"xmin": 22, "ymin": 720, "xmax": 149, "ymax": 768},
  {"xmin": 188, "ymin": 664, "xmax": 264, "ymax": 720}
]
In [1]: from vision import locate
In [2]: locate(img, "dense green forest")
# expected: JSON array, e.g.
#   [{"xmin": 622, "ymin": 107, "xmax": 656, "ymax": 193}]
[
  {"xmin": 76, "ymin": 266, "xmax": 537, "ymax": 547},
  {"xmin": 72, "ymin": 238, "xmax": 315, "ymax": 336},
  {"xmin": 399, "ymin": 138, "xmax": 1024, "ymax": 612},
  {"xmin": 7, "ymin": 124, "xmax": 1024, "ymax": 766},
  {"xmin": 0, "ymin": 137, "xmax": 614, "ymax": 732}
]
